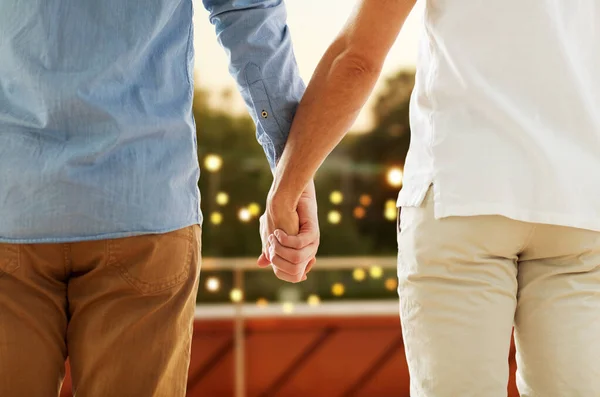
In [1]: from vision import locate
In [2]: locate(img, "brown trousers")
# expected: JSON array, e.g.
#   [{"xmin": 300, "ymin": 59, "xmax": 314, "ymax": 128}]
[{"xmin": 0, "ymin": 225, "xmax": 201, "ymax": 397}]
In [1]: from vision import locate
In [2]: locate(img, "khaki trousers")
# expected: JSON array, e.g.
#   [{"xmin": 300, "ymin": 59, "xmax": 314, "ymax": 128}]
[
  {"xmin": 398, "ymin": 189, "xmax": 600, "ymax": 397},
  {"xmin": 0, "ymin": 225, "xmax": 201, "ymax": 397}
]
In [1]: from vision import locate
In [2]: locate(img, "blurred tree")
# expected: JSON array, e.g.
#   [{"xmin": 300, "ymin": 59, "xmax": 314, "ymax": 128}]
[
  {"xmin": 193, "ymin": 67, "xmax": 416, "ymax": 302},
  {"xmin": 194, "ymin": 90, "xmax": 371, "ymax": 257},
  {"xmin": 342, "ymin": 69, "xmax": 415, "ymax": 254}
]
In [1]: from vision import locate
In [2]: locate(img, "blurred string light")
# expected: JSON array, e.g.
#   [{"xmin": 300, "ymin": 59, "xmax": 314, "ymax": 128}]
[
  {"xmin": 332, "ymin": 283, "xmax": 345, "ymax": 297},
  {"xmin": 387, "ymin": 166, "xmax": 404, "ymax": 188},
  {"xmin": 230, "ymin": 288, "xmax": 243, "ymax": 302},
  {"xmin": 206, "ymin": 277, "xmax": 220, "ymax": 292},
  {"xmin": 329, "ymin": 191, "xmax": 344, "ymax": 205},
  {"xmin": 359, "ymin": 194, "xmax": 372, "ymax": 207},
  {"xmin": 210, "ymin": 212, "xmax": 223, "ymax": 225},
  {"xmin": 353, "ymin": 268, "xmax": 366, "ymax": 282},
  {"xmin": 353, "ymin": 206, "xmax": 366, "ymax": 219},
  {"xmin": 328, "ymin": 210, "xmax": 342, "ymax": 224},
  {"xmin": 238, "ymin": 208, "xmax": 252, "ymax": 223},
  {"xmin": 204, "ymin": 154, "xmax": 223, "ymax": 173},
  {"xmin": 282, "ymin": 302, "xmax": 295, "ymax": 314},
  {"xmin": 216, "ymin": 192, "xmax": 229, "ymax": 206},
  {"xmin": 307, "ymin": 294, "xmax": 321, "ymax": 306},
  {"xmin": 247, "ymin": 202, "xmax": 261, "ymax": 217},
  {"xmin": 370, "ymin": 265, "xmax": 383, "ymax": 279},
  {"xmin": 385, "ymin": 278, "xmax": 398, "ymax": 291},
  {"xmin": 384, "ymin": 200, "xmax": 397, "ymax": 221},
  {"xmin": 256, "ymin": 298, "xmax": 268, "ymax": 308}
]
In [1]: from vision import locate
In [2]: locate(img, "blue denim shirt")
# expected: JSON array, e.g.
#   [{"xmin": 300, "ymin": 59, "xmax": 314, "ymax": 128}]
[{"xmin": 0, "ymin": 0, "xmax": 304, "ymax": 242}]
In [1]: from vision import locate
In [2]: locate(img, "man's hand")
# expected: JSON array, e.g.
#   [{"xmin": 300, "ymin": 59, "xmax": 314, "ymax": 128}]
[{"xmin": 258, "ymin": 181, "xmax": 320, "ymax": 283}]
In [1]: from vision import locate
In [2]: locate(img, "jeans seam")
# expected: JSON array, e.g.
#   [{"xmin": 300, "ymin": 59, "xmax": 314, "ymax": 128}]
[{"xmin": 63, "ymin": 243, "xmax": 71, "ymax": 277}]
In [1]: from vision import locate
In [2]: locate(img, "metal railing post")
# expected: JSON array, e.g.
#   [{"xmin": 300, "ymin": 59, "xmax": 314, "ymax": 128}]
[{"xmin": 234, "ymin": 265, "xmax": 246, "ymax": 397}]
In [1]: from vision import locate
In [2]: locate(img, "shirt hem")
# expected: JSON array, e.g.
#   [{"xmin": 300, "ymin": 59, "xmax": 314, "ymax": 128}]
[
  {"xmin": 0, "ymin": 217, "xmax": 202, "ymax": 244},
  {"xmin": 434, "ymin": 201, "xmax": 600, "ymax": 233}
]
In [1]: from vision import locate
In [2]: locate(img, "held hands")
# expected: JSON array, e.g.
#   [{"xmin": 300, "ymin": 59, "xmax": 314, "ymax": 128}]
[{"xmin": 257, "ymin": 181, "xmax": 320, "ymax": 283}]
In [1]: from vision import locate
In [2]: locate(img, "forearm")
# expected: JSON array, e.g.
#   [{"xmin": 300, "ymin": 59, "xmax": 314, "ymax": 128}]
[
  {"xmin": 270, "ymin": 0, "xmax": 416, "ymax": 207},
  {"xmin": 270, "ymin": 43, "xmax": 382, "ymax": 207}
]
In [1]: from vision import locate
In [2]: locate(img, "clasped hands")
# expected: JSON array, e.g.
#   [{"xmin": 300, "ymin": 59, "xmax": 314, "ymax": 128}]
[{"xmin": 257, "ymin": 180, "xmax": 320, "ymax": 283}]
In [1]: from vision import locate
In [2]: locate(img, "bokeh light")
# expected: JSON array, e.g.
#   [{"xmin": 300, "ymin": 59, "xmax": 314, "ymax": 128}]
[
  {"xmin": 216, "ymin": 192, "xmax": 229, "ymax": 206},
  {"xmin": 307, "ymin": 294, "xmax": 321, "ymax": 306},
  {"xmin": 328, "ymin": 210, "xmax": 342, "ymax": 224},
  {"xmin": 332, "ymin": 283, "xmax": 345, "ymax": 297},
  {"xmin": 238, "ymin": 208, "xmax": 252, "ymax": 222},
  {"xmin": 359, "ymin": 194, "xmax": 373, "ymax": 207},
  {"xmin": 386, "ymin": 167, "xmax": 404, "ymax": 187},
  {"xmin": 204, "ymin": 154, "xmax": 223, "ymax": 172},
  {"xmin": 330, "ymin": 191, "xmax": 344, "ymax": 205},
  {"xmin": 256, "ymin": 298, "xmax": 268, "ymax": 308},
  {"xmin": 230, "ymin": 288, "xmax": 243, "ymax": 302},
  {"xmin": 210, "ymin": 212, "xmax": 223, "ymax": 225},
  {"xmin": 370, "ymin": 266, "xmax": 383, "ymax": 279},
  {"xmin": 353, "ymin": 206, "xmax": 366, "ymax": 219},
  {"xmin": 385, "ymin": 278, "xmax": 398, "ymax": 291},
  {"xmin": 282, "ymin": 302, "xmax": 295, "ymax": 314},
  {"xmin": 206, "ymin": 277, "xmax": 220, "ymax": 292},
  {"xmin": 353, "ymin": 268, "xmax": 366, "ymax": 282},
  {"xmin": 384, "ymin": 200, "xmax": 397, "ymax": 221},
  {"xmin": 248, "ymin": 202, "xmax": 261, "ymax": 217},
  {"xmin": 385, "ymin": 206, "xmax": 397, "ymax": 221}
]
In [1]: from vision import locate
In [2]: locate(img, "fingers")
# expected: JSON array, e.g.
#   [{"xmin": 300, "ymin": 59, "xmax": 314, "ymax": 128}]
[
  {"xmin": 270, "ymin": 234, "xmax": 317, "ymax": 268},
  {"xmin": 303, "ymin": 257, "xmax": 316, "ymax": 277},
  {"xmin": 268, "ymin": 223, "xmax": 319, "ymax": 283},
  {"xmin": 269, "ymin": 240, "xmax": 316, "ymax": 282},
  {"xmin": 272, "ymin": 256, "xmax": 317, "ymax": 283},
  {"xmin": 274, "ymin": 228, "xmax": 318, "ymax": 250},
  {"xmin": 270, "ymin": 256, "xmax": 307, "ymax": 283},
  {"xmin": 257, "ymin": 252, "xmax": 271, "ymax": 268}
]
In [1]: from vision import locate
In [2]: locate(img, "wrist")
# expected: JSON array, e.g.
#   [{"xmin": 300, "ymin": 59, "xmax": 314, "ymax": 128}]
[{"xmin": 268, "ymin": 178, "xmax": 300, "ymax": 212}]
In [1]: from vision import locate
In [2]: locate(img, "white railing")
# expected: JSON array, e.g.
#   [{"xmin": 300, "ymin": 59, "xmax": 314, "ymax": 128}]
[
  {"xmin": 195, "ymin": 300, "xmax": 399, "ymax": 319},
  {"xmin": 200, "ymin": 256, "xmax": 397, "ymax": 270}
]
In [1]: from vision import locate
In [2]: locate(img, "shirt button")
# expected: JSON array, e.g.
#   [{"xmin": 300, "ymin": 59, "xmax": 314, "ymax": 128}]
[{"xmin": 261, "ymin": 110, "xmax": 268, "ymax": 119}]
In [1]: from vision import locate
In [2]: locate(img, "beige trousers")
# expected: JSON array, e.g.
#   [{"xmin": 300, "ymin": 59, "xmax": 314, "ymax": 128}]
[
  {"xmin": 0, "ymin": 225, "xmax": 201, "ymax": 397},
  {"xmin": 398, "ymin": 188, "xmax": 600, "ymax": 397}
]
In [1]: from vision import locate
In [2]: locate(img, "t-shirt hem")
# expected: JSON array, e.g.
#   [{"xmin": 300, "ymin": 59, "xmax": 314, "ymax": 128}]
[{"xmin": 434, "ymin": 202, "xmax": 600, "ymax": 233}]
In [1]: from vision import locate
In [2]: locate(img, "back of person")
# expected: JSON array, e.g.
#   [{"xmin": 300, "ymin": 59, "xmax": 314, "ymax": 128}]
[
  {"xmin": 396, "ymin": 2, "xmax": 600, "ymax": 395},
  {"xmin": 401, "ymin": 0, "xmax": 600, "ymax": 231},
  {"xmin": 0, "ymin": 0, "xmax": 200, "ymax": 242},
  {"xmin": 0, "ymin": 1, "xmax": 310, "ymax": 396},
  {"xmin": 255, "ymin": 1, "xmax": 600, "ymax": 396}
]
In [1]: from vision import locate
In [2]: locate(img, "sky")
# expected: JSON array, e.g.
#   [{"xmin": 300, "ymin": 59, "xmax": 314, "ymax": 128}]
[{"xmin": 193, "ymin": 0, "xmax": 424, "ymax": 131}]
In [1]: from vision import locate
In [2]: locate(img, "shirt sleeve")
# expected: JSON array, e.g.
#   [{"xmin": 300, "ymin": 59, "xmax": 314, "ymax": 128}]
[{"xmin": 202, "ymin": 0, "xmax": 306, "ymax": 170}]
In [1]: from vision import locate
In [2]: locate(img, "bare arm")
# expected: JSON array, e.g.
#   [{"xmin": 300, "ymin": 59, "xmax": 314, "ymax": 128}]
[{"xmin": 269, "ymin": 0, "xmax": 417, "ymax": 210}]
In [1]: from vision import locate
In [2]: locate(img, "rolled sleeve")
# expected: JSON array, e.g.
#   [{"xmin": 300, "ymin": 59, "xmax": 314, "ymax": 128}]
[{"xmin": 202, "ymin": 0, "xmax": 306, "ymax": 170}]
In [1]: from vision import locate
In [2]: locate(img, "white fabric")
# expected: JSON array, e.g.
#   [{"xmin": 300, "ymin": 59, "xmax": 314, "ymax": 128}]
[{"xmin": 399, "ymin": 0, "xmax": 600, "ymax": 231}]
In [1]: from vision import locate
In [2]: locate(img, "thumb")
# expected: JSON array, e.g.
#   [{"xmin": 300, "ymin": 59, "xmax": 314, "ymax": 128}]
[
  {"xmin": 257, "ymin": 252, "xmax": 271, "ymax": 268},
  {"xmin": 278, "ymin": 210, "xmax": 300, "ymax": 237}
]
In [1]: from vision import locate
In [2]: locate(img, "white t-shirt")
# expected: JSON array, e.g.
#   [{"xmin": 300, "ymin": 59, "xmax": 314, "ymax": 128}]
[{"xmin": 398, "ymin": 0, "xmax": 600, "ymax": 231}]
